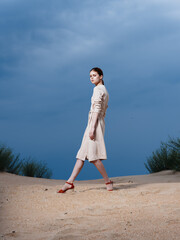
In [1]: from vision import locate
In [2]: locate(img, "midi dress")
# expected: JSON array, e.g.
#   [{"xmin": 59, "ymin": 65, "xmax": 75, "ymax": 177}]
[{"xmin": 76, "ymin": 84, "xmax": 109, "ymax": 162}]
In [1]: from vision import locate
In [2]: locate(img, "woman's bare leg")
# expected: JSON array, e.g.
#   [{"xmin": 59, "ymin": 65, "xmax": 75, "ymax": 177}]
[
  {"xmin": 67, "ymin": 159, "xmax": 84, "ymax": 182},
  {"xmin": 92, "ymin": 159, "xmax": 113, "ymax": 191},
  {"xmin": 60, "ymin": 159, "xmax": 84, "ymax": 191}
]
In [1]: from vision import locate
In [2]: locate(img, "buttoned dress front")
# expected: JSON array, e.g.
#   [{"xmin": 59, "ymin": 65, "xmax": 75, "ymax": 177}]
[{"xmin": 76, "ymin": 84, "xmax": 109, "ymax": 162}]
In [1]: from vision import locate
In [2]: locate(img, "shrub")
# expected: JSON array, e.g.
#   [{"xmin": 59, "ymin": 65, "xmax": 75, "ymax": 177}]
[
  {"xmin": 145, "ymin": 137, "xmax": 180, "ymax": 173},
  {"xmin": 167, "ymin": 137, "xmax": 180, "ymax": 171},
  {"xmin": 0, "ymin": 144, "xmax": 22, "ymax": 174},
  {"xmin": 0, "ymin": 143, "xmax": 53, "ymax": 179},
  {"xmin": 21, "ymin": 157, "xmax": 52, "ymax": 179}
]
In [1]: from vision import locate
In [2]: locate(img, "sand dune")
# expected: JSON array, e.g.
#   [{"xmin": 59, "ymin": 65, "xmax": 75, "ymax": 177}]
[{"xmin": 0, "ymin": 170, "xmax": 180, "ymax": 240}]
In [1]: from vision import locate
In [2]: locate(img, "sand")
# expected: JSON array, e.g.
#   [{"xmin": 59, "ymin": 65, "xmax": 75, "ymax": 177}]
[{"xmin": 0, "ymin": 170, "xmax": 180, "ymax": 240}]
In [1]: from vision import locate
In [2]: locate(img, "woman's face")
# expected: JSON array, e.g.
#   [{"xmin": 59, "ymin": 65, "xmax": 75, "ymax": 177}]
[{"xmin": 90, "ymin": 70, "xmax": 103, "ymax": 85}]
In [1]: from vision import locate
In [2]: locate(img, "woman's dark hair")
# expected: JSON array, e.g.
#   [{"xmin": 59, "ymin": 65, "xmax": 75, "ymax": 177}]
[{"xmin": 90, "ymin": 67, "xmax": 104, "ymax": 85}]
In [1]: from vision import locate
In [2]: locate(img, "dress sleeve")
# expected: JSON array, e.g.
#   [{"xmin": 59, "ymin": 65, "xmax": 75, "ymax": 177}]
[{"xmin": 92, "ymin": 87, "xmax": 104, "ymax": 113}]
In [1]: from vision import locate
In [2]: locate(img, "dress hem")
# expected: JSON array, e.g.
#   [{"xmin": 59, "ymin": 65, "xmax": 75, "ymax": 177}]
[{"xmin": 76, "ymin": 156, "xmax": 107, "ymax": 162}]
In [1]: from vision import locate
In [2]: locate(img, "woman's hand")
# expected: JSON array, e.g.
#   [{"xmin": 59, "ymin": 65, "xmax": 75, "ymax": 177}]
[{"xmin": 89, "ymin": 127, "xmax": 95, "ymax": 140}]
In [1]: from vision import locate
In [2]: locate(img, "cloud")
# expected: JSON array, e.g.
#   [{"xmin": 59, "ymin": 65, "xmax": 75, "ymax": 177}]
[
  {"xmin": 1, "ymin": 0, "xmax": 180, "ymax": 74},
  {"xmin": 0, "ymin": 0, "xmax": 179, "ymax": 108}
]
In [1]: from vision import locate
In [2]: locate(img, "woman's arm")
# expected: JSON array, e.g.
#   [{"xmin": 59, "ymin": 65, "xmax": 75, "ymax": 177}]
[
  {"xmin": 89, "ymin": 87, "xmax": 103, "ymax": 140},
  {"xmin": 89, "ymin": 112, "xmax": 99, "ymax": 140}
]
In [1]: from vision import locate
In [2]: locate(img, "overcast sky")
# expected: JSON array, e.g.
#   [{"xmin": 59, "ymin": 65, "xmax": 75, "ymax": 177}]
[{"xmin": 1, "ymin": 0, "xmax": 180, "ymax": 180}]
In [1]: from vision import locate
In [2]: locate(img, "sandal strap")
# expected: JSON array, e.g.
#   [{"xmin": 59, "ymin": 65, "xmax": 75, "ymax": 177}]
[
  {"xmin": 106, "ymin": 180, "xmax": 113, "ymax": 185},
  {"xmin": 66, "ymin": 181, "xmax": 74, "ymax": 186}
]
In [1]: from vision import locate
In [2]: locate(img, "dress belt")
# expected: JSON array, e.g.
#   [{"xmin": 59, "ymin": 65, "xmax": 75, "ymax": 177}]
[{"xmin": 89, "ymin": 111, "xmax": 105, "ymax": 118}]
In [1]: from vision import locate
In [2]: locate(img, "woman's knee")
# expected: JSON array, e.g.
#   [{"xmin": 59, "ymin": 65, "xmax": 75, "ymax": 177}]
[
  {"xmin": 91, "ymin": 159, "xmax": 101, "ymax": 165},
  {"xmin": 77, "ymin": 159, "xmax": 84, "ymax": 166}
]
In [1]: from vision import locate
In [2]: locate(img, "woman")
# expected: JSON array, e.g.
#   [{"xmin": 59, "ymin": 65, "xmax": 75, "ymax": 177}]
[{"xmin": 57, "ymin": 67, "xmax": 113, "ymax": 193}]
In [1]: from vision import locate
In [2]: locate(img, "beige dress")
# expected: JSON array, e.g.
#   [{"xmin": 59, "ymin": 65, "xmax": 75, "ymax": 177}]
[{"xmin": 76, "ymin": 84, "xmax": 109, "ymax": 162}]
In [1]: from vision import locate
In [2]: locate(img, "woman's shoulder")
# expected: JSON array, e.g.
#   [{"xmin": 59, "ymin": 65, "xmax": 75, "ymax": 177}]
[
  {"xmin": 94, "ymin": 84, "xmax": 105, "ymax": 88},
  {"xmin": 93, "ymin": 85, "xmax": 109, "ymax": 100},
  {"xmin": 94, "ymin": 84, "xmax": 107, "ymax": 91},
  {"xmin": 94, "ymin": 85, "xmax": 108, "ymax": 94},
  {"xmin": 94, "ymin": 85, "xmax": 104, "ymax": 93}
]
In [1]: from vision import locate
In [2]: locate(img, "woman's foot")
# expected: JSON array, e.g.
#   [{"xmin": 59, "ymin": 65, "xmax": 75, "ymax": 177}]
[
  {"xmin": 57, "ymin": 181, "xmax": 74, "ymax": 193},
  {"xmin": 105, "ymin": 180, "xmax": 113, "ymax": 191}
]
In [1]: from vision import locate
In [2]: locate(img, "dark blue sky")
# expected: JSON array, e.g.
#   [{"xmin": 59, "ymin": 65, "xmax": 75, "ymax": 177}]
[{"xmin": 1, "ymin": 0, "xmax": 180, "ymax": 180}]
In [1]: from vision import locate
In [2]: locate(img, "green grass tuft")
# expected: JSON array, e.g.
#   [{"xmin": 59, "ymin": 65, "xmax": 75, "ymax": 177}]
[
  {"xmin": 145, "ymin": 137, "xmax": 180, "ymax": 173},
  {"xmin": 0, "ymin": 144, "xmax": 52, "ymax": 179},
  {"xmin": 0, "ymin": 144, "xmax": 22, "ymax": 174},
  {"xmin": 21, "ymin": 157, "xmax": 52, "ymax": 179}
]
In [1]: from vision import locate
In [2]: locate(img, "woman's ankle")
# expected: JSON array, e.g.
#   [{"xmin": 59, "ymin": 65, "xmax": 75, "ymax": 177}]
[
  {"xmin": 104, "ymin": 178, "xmax": 110, "ymax": 183},
  {"xmin": 67, "ymin": 179, "xmax": 74, "ymax": 183}
]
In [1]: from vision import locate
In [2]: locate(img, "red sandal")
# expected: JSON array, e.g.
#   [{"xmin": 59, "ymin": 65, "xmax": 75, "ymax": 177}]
[
  {"xmin": 105, "ymin": 180, "xmax": 113, "ymax": 191},
  {"xmin": 57, "ymin": 181, "xmax": 74, "ymax": 193}
]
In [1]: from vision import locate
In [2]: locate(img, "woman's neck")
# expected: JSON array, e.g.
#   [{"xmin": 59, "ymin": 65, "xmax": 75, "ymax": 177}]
[{"xmin": 95, "ymin": 81, "xmax": 103, "ymax": 86}]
